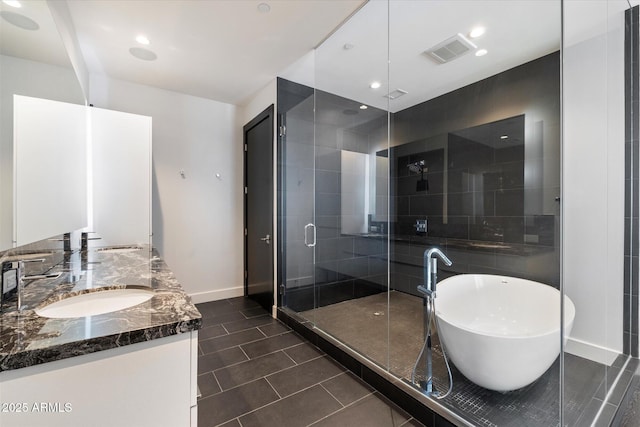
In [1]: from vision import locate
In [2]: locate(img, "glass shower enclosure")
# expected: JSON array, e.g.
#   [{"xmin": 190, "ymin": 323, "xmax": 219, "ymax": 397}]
[{"xmin": 277, "ymin": 1, "xmax": 638, "ymax": 426}]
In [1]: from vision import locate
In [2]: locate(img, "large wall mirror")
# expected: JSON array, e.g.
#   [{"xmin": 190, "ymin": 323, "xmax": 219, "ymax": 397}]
[{"xmin": 0, "ymin": 0, "xmax": 86, "ymax": 251}]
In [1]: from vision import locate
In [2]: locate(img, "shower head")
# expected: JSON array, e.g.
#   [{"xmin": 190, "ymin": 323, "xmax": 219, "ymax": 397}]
[
  {"xmin": 407, "ymin": 161, "xmax": 425, "ymax": 174},
  {"xmin": 407, "ymin": 160, "xmax": 428, "ymax": 192}
]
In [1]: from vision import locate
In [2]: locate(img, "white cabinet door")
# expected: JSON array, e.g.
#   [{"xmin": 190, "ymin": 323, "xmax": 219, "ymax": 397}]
[
  {"xmin": 90, "ymin": 107, "xmax": 151, "ymax": 247},
  {"xmin": 0, "ymin": 333, "xmax": 193, "ymax": 427}
]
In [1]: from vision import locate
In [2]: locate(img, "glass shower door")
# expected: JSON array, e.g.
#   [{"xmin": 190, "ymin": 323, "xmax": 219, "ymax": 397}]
[
  {"xmin": 278, "ymin": 1, "xmax": 393, "ymax": 371},
  {"xmin": 306, "ymin": 0, "xmax": 391, "ymax": 370},
  {"xmin": 278, "ymin": 78, "xmax": 317, "ymax": 314}
]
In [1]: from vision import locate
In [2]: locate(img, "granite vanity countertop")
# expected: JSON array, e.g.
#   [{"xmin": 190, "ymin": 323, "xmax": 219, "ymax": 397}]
[{"xmin": 0, "ymin": 246, "xmax": 201, "ymax": 372}]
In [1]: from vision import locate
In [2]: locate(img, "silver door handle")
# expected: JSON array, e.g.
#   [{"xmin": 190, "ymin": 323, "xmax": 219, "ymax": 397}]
[
  {"xmin": 304, "ymin": 223, "xmax": 316, "ymax": 248},
  {"xmin": 260, "ymin": 234, "xmax": 271, "ymax": 245}
]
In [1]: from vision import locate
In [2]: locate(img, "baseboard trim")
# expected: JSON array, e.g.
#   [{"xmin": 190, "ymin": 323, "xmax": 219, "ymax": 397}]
[
  {"xmin": 565, "ymin": 337, "xmax": 621, "ymax": 366},
  {"xmin": 189, "ymin": 286, "xmax": 244, "ymax": 304}
]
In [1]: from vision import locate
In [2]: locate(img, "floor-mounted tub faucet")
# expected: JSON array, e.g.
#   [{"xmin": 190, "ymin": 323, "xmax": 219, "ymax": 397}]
[
  {"xmin": 417, "ymin": 247, "xmax": 452, "ymax": 299},
  {"xmin": 413, "ymin": 247, "xmax": 453, "ymax": 398}
]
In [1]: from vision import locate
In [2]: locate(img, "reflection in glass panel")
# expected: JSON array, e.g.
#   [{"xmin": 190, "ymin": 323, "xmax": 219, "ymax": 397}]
[
  {"xmin": 386, "ymin": 49, "xmax": 562, "ymax": 426},
  {"xmin": 278, "ymin": 0, "xmax": 639, "ymax": 426},
  {"xmin": 0, "ymin": 0, "xmax": 86, "ymax": 251}
]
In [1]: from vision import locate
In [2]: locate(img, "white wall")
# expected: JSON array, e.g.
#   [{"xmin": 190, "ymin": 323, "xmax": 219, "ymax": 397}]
[
  {"xmin": 0, "ymin": 55, "xmax": 85, "ymax": 251},
  {"xmin": 241, "ymin": 79, "xmax": 277, "ymax": 125},
  {"xmin": 563, "ymin": 1, "xmax": 628, "ymax": 364},
  {"xmin": 90, "ymin": 74, "xmax": 243, "ymax": 302},
  {"xmin": 90, "ymin": 107, "xmax": 152, "ymax": 247}
]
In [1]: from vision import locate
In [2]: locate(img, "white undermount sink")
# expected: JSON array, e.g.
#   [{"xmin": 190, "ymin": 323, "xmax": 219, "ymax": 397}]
[{"xmin": 35, "ymin": 287, "xmax": 154, "ymax": 319}]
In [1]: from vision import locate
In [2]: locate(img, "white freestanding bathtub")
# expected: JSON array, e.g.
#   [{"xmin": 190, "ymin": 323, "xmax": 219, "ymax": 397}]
[{"xmin": 434, "ymin": 274, "xmax": 575, "ymax": 392}]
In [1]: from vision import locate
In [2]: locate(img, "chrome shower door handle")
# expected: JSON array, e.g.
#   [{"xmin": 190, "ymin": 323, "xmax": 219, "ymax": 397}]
[
  {"xmin": 304, "ymin": 223, "xmax": 316, "ymax": 247},
  {"xmin": 260, "ymin": 234, "xmax": 271, "ymax": 245}
]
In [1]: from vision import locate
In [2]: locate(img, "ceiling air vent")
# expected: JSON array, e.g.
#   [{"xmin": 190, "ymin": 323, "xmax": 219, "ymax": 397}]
[
  {"xmin": 424, "ymin": 33, "xmax": 477, "ymax": 64},
  {"xmin": 385, "ymin": 89, "xmax": 408, "ymax": 100}
]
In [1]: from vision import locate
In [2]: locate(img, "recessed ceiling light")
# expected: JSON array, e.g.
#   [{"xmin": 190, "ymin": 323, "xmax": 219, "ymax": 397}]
[
  {"xmin": 129, "ymin": 47, "xmax": 157, "ymax": 61},
  {"xmin": 2, "ymin": 0, "xmax": 21, "ymax": 7},
  {"xmin": 257, "ymin": 2, "xmax": 270, "ymax": 13},
  {"xmin": 475, "ymin": 49, "xmax": 488, "ymax": 57},
  {"xmin": 136, "ymin": 35, "xmax": 150, "ymax": 45},
  {"xmin": 469, "ymin": 26, "xmax": 485, "ymax": 39},
  {"xmin": 370, "ymin": 81, "xmax": 381, "ymax": 89},
  {"xmin": 359, "ymin": 105, "xmax": 368, "ymax": 110},
  {"xmin": 343, "ymin": 43, "xmax": 354, "ymax": 50},
  {"xmin": 500, "ymin": 135, "xmax": 509, "ymax": 140},
  {"xmin": 0, "ymin": 11, "xmax": 38, "ymax": 30}
]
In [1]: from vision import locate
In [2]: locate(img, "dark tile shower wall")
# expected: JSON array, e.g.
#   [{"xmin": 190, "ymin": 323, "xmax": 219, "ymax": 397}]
[
  {"xmin": 389, "ymin": 52, "xmax": 561, "ymax": 295},
  {"xmin": 313, "ymin": 91, "xmax": 389, "ymax": 310},
  {"xmin": 624, "ymin": 6, "xmax": 639, "ymax": 357},
  {"xmin": 277, "ymin": 79, "xmax": 390, "ymax": 312}
]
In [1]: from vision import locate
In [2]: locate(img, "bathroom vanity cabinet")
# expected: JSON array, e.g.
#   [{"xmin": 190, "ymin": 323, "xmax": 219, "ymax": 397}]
[
  {"xmin": 0, "ymin": 247, "xmax": 201, "ymax": 427},
  {"xmin": 1, "ymin": 331, "xmax": 198, "ymax": 427}
]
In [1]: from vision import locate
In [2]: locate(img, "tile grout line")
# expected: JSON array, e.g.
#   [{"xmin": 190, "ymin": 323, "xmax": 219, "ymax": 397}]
[
  {"xmin": 240, "ymin": 337, "xmax": 312, "ymax": 360},
  {"xmin": 212, "ymin": 371, "xmax": 223, "ymax": 397},
  {"xmin": 215, "ymin": 357, "xmax": 348, "ymax": 403},
  {"xmin": 213, "ymin": 350, "xmax": 302, "ymax": 392},
  {"xmin": 306, "ymin": 388, "xmax": 376, "ymax": 427},
  {"xmin": 238, "ymin": 344, "xmax": 251, "ymax": 361},
  {"xmin": 318, "ymin": 382, "xmax": 346, "ymax": 408},
  {"xmin": 398, "ymin": 417, "xmax": 417, "ymax": 427},
  {"xmin": 281, "ymin": 348, "xmax": 300, "ymax": 365},
  {"xmin": 221, "ymin": 324, "xmax": 275, "ymax": 334},
  {"xmin": 199, "ymin": 332, "xmax": 276, "ymax": 355},
  {"xmin": 264, "ymin": 376, "xmax": 283, "ymax": 400},
  {"xmin": 220, "ymin": 315, "xmax": 274, "ymax": 330},
  {"xmin": 229, "ymin": 378, "xmax": 346, "ymax": 424}
]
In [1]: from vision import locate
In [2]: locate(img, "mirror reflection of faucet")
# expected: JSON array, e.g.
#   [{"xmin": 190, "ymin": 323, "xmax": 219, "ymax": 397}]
[
  {"xmin": 48, "ymin": 232, "xmax": 72, "ymax": 252},
  {"xmin": 81, "ymin": 231, "xmax": 102, "ymax": 251}
]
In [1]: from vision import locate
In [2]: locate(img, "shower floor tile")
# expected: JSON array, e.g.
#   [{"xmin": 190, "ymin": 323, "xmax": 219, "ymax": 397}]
[{"xmin": 301, "ymin": 291, "xmax": 610, "ymax": 427}]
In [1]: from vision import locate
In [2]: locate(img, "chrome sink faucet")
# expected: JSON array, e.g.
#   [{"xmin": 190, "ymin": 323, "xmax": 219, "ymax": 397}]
[{"xmin": 1, "ymin": 259, "xmax": 61, "ymax": 312}]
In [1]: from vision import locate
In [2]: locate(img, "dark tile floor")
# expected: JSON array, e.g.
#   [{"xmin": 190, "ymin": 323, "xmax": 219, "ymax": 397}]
[
  {"xmin": 301, "ymin": 291, "xmax": 634, "ymax": 427},
  {"xmin": 615, "ymin": 364, "xmax": 640, "ymax": 426},
  {"xmin": 196, "ymin": 297, "xmax": 424, "ymax": 427}
]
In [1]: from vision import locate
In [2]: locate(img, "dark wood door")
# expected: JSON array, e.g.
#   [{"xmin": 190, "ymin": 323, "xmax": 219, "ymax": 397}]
[{"xmin": 244, "ymin": 105, "xmax": 274, "ymax": 312}]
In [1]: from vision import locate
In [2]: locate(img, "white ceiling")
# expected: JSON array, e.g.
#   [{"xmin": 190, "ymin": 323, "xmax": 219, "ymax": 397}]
[
  {"xmin": 1, "ymin": 0, "xmax": 637, "ymax": 111},
  {"xmin": 0, "ymin": 0, "xmax": 71, "ymax": 68},
  {"xmin": 310, "ymin": 0, "xmax": 562, "ymax": 113},
  {"xmin": 65, "ymin": 0, "xmax": 365, "ymax": 106}
]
